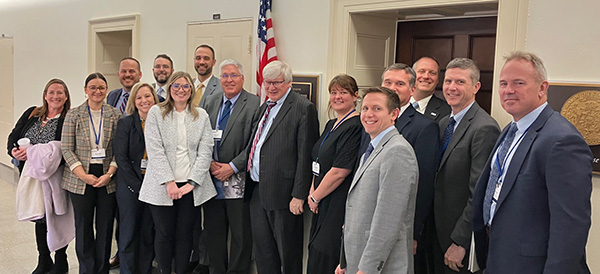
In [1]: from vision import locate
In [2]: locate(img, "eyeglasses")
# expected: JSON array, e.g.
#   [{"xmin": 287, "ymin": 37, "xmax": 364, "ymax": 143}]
[
  {"xmin": 172, "ymin": 83, "xmax": 191, "ymax": 90},
  {"xmin": 88, "ymin": 86, "xmax": 107, "ymax": 91},
  {"xmin": 221, "ymin": 74, "xmax": 242, "ymax": 80},
  {"xmin": 153, "ymin": 65, "xmax": 171, "ymax": 70},
  {"xmin": 263, "ymin": 80, "xmax": 286, "ymax": 87}
]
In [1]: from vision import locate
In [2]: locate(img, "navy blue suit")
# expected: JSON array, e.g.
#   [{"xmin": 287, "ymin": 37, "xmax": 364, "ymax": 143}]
[
  {"xmin": 107, "ymin": 88, "xmax": 124, "ymax": 108},
  {"xmin": 473, "ymin": 105, "xmax": 592, "ymax": 273},
  {"xmin": 423, "ymin": 95, "xmax": 451, "ymax": 122}
]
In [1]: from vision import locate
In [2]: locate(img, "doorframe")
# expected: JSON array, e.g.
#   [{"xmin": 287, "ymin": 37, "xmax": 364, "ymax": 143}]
[
  {"xmin": 88, "ymin": 14, "xmax": 140, "ymax": 74},
  {"xmin": 328, "ymin": 0, "xmax": 529, "ymax": 127}
]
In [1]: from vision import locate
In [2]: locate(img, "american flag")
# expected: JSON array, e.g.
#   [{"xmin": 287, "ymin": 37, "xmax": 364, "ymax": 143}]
[{"xmin": 256, "ymin": 0, "xmax": 278, "ymax": 102}]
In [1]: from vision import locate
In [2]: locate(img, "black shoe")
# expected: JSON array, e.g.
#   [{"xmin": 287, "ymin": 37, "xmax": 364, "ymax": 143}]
[
  {"xmin": 32, "ymin": 255, "xmax": 53, "ymax": 274},
  {"xmin": 109, "ymin": 254, "xmax": 120, "ymax": 269},
  {"xmin": 49, "ymin": 250, "xmax": 68, "ymax": 274}
]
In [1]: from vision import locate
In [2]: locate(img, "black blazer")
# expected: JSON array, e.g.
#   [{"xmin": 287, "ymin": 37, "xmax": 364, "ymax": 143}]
[
  {"xmin": 114, "ymin": 112, "xmax": 146, "ymax": 192},
  {"xmin": 358, "ymin": 105, "xmax": 439, "ymax": 239},
  {"xmin": 244, "ymin": 91, "xmax": 320, "ymax": 210},
  {"xmin": 7, "ymin": 106, "xmax": 65, "ymax": 174},
  {"xmin": 423, "ymin": 95, "xmax": 451, "ymax": 122}
]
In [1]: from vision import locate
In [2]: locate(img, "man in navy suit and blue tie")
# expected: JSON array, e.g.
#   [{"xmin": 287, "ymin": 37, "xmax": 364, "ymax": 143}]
[
  {"xmin": 410, "ymin": 56, "xmax": 451, "ymax": 122},
  {"xmin": 107, "ymin": 57, "xmax": 142, "ymax": 115},
  {"xmin": 152, "ymin": 54, "xmax": 174, "ymax": 102},
  {"xmin": 473, "ymin": 51, "xmax": 593, "ymax": 273}
]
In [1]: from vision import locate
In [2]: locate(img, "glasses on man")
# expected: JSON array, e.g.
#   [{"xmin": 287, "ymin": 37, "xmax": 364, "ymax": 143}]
[
  {"xmin": 263, "ymin": 80, "xmax": 286, "ymax": 87},
  {"xmin": 153, "ymin": 65, "xmax": 171, "ymax": 70},
  {"xmin": 88, "ymin": 86, "xmax": 107, "ymax": 91},
  {"xmin": 172, "ymin": 83, "xmax": 191, "ymax": 90},
  {"xmin": 221, "ymin": 74, "xmax": 242, "ymax": 80}
]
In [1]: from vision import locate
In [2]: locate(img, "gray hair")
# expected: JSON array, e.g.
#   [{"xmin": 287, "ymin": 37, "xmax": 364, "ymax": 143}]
[
  {"xmin": 220, "ymin": 59, "xmax": 244, "ymax": 75},
  {"xmin": 504, "ymin": 51, "xmax": 548, "ymax": 82},
  {"xmin": 446, "ymin": 58, "xmax": 480, "ymax": 85},
  {"xmin": 382, "ymin": 63, "xmax": 416, "ymax": 88},
  {"xmin": 262, "ymin": 60, "xmax": 293, "ymax": 82}
]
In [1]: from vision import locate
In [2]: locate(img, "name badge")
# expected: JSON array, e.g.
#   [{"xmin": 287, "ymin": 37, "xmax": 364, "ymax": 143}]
[
  {"xmin": 493, "ymin": 181, "xmax": 502, "ymax": 200},
  {"xmin": 312, "ymin": 161, "xmax": 320, "ymax": 176},
  {"xmin": 213, "ymin": 129, "xmax": 223, "ymax": 140},
  {"xmin": 91, "ymin": 148, "xmax": 106, "ymax": 159},
  {"xmin": 141, "ymin": 159, "xmax": 148, "ymax": 170}
]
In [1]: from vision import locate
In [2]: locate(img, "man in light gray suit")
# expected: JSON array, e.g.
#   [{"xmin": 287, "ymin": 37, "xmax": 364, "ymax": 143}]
[
  {"xmin": 192, "ymin": 44, "xmax": 223, "ymax": 108},
  {"xmin": 200, "ymin": 59, "xmax": 259, "ymax": 274},
  {"xmin": 433, "ymin": 58, "xmax": 500, "ymax": 274},
  {"xmin": 336, "ymin": 86, "xmax": 418, "ymax": 274}
]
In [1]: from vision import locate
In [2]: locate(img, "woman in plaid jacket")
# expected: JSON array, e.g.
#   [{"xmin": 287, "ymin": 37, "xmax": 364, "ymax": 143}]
[{"xmin": 61, "ymin": 72, "xmax": 122, "ymax": 274}]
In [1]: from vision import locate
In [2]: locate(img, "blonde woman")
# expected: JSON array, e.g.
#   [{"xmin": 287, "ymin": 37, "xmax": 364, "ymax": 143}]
[{"xmin": 139, "ymin": 71, "xmax": 216, "ymax": 274}]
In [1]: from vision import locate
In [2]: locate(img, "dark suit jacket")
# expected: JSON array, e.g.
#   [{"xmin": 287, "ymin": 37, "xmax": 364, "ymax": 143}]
[
  {"xmin": 113, "ymin": 112, "xmax": 145, "ymax": 192},
  {"xmin": 107, "ymin": 88, "xmax": 124, "ymax": 108},
  {"xmin": 195, "ymin": 75, "xmax": 223, "ymax": 108},
  {"xmin": 473, "ymin": 105, "xmax": 592, "ymax": 274},
  {"xmin": 244, "ymin": 91, "xmax": 319, "ymax": 210},
  {"xmin": 434, "ymin": 102, "xmax": 499, "ymax": 253},
  {"xmin": 201, "ymin": 89, "xmax": 260, "ymax": 172},
  {"xmin": 358, "ymin": 105, "xmax": 439, "ymax": 239},
  {"xmin": 151, "ymin": 83, "xmax": 166, "ymax": 102},
  {"xmin": 424, "ymin": 95, "xmax": 451, "ymax": 122}
]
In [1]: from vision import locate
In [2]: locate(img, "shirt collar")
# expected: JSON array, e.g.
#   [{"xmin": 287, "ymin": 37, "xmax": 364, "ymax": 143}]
[
  {"xmin": 223, "ymin": 91, "xmax": 242, "ymax": 106},
  {"xmin": 398, "ymin": 103, "xmax": 410, "ymax": 118},
  {"xmin": 513, "ymin": 102, "xmax": 547, "ymax": 133},
  {"xmin": 267, "ymin": 87, "xmax": 292, "ymax": 105},
  {"xmin": 370, "ymin": 125, "xmax": 396, "ymax": 149},
  {"xmin": 451, "ymin": 101, "xmax": 475, "ymax": 125}
]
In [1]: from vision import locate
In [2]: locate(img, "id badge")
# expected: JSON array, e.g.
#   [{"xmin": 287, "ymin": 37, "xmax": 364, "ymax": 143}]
[
  {"xmin": 312, "ymin": 161, "xmax": 320, "ymax": 176},
  {"xmin": 140, "ymin": 159, "xmax": 148, "ymax": 170},
  {"xmin": 213, "ymin": 129, "xmax": 223, "ymax": 140},
  {"xmin": 91, "ymin": 148, "xmax": 106, "ymax": 159},
  {"xmin": 493, "ymin": 181, "xmax": 502, "ymax": 200}
]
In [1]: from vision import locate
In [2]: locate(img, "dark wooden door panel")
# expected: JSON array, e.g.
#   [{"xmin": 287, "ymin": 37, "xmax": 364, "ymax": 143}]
[{"xmin": 397, "ymin": 16, "xmax": 497, "ymax": 113}]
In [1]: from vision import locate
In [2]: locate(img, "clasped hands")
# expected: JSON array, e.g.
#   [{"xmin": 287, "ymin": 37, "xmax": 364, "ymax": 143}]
[
  {"xmin": 166, "ymin": 181, "xmax": 194, "ymax": 200},
  {"xmin": 210, "ymin": 161, "xmax": 234, "ymax": 181},
  {"xmin": 81, "ymin": 173, "xmax": 111, "ymax": 188}
]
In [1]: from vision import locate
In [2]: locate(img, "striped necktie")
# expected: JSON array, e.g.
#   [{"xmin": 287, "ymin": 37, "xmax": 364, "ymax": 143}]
[
  {"xmin": 247, "ymin": 101, "xmax": 277, "ymax": 171},
  {"xmin": 119, "ymin": 91, "xmax": 129, "ymax": 114}
]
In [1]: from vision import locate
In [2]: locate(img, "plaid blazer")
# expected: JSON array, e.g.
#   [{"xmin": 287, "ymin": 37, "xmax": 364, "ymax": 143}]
[{"xmin": 61, "ymin": 102, "xmax": 122, "ymax": 194}]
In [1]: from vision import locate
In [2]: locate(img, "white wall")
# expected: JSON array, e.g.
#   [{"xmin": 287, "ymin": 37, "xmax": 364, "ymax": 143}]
[{"xmin": 0, "ymin": 0, "xmax": 330, "ymax": 123}]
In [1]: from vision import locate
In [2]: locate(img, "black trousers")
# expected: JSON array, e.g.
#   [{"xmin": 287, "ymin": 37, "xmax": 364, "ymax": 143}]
[
  {"xmin": 149, "ymin": 185, "xmax": 199, "ymax": 274},
  {"xmin": 204, "ymin": 198, "xmax": 253, "ymax": 274},
  {"xmin": 69, "ymin": 164, "xmax": 116, "ymax": 274},
  {"xmin": 249, "ymin": 189, "xmax": 303, "ymax": 274},
  {"xmin": 116, "ymin": 180, "xmax": 154, "ymax": 274}
]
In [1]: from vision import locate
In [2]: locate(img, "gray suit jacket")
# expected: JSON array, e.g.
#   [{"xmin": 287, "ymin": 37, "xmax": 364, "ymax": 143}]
[
  {"xmin": 344, "ymin": 129, "xmax": 418, "ymax": 274},
  {"xmin": 139, "ymin": 105, "xmax": 216, "ymax": 206},
  {"xmin": 434, "ymin": 102, "xmax": 499, "ymax": 256},
  {"xmin": 196, "ymin": 75, "xmax": 223, "ymax": 108},
  {"xmin": 201, "ymin": 89, "xmax": 260, "ymax": 194}
]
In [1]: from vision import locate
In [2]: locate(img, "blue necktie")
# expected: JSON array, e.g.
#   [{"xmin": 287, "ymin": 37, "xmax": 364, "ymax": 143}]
[
  {"xmin": 483, "ymin": 122, "xmax": 519, "ymax": 224},
  {"xmin": 218, "ymin": 100, "xmax": 232, "ymax": 132},
  {"xmin": 412, "ymin": 101, "xmax": 420, "ymax": 110},
  {"xmin": 363, "ymin": 143, "xmax": 374, "ymax": 164},
  {"xmin": 440, "ymin": 117, "xmax": 456, "ymax": 157}
]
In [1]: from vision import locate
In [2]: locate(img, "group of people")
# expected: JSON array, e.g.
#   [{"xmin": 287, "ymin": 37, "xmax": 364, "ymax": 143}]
[{"xmin": 8, "ymin": 45, "xmax": 592, "ymax": 274}]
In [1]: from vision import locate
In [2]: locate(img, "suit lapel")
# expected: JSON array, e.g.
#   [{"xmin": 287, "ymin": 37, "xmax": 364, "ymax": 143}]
[
  {"xmin": 78, "ymin": 103, "xmax": 92, "ymax": 147},
  {"xmin": 495, "ymin": 105, "xmax": 553, "ymax": 210},
  {"xmin": 439, "ymin": 103, "xmax": 479, "ymax": 168},
  {"xmin": 264, "ymin": 91, "xmax": 294, "ymax": 142},
  {"xmin": 395, "ymin": 106, "xmax": 412, "ymax": 133},
  {"xmin": 101, "ymin": 104, "xmax": 114, "ymax": 148},
  {"xmin": 209, "ymin": 96, "xmax": 223, "ymax": 127},
  {"xmin": 349, "ymin": 129, "xmax": 397, "ymax": 192},
  {"xmin": 222, "ymin": 91, "xmax": 247, "ymax": 142},
  {"xmin": 132, "ymin": 112, "xmax": 144, "ymax": 141},
  {"xmin": 206, "ymin": 76, "xmax": 218, "ymax": 96}
]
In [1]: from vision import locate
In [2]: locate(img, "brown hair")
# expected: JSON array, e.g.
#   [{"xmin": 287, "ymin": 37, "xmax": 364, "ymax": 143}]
[
  {"xmin": 360, "ymin": 86, "xmax": 400, "ymax": 113},
  {"xmin": 159, "ymin": 71, "xmax": 199, "ymax": 120},
  {"xmin": 34, "ymin": 78, "xmax": 71, "ymax": 120},
  {"xmin": 327, "ymin": 74, "xmax": 359, "ymax": 117}
]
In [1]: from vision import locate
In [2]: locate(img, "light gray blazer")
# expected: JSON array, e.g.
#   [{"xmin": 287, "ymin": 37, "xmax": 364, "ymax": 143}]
[
  {"xmin": 343, "ymin": 129, "xmax": 418, "ymax": 274},
  {"xmin": 138, "ymin": 105, "xmax": 216, "ymax": 206}
]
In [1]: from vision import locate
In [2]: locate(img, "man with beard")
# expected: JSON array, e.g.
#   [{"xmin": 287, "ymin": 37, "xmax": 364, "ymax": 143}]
[
  {"xmin": 410, "ymin": 57, "xmax": 451, "ymax": 122},
  {"xmin": 152, "ymin": 54, "xmax": 174, "ymax": 102},
  {"xmin": 107, "ymin": 57, "xmax": 142, "ymax": 115},
  {"xmin": 191, "ymin": 44, "xmax": 223, "ymax": 107}
]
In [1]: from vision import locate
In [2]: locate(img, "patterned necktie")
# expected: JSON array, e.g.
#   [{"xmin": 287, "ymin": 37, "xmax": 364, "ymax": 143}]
[
  {"xmin": 362, "ymin": 143, "xmax": 374, "ymax": 164},
  {"xmin": 440, "ymin": 117, "xmax": 456, "ymax": 157},
  {"xmin": 412, "ymin": 101, "xmax": 420, "ymax": 111},
  {"xmin": 483, "ymin": 122, "xmax": 519, "ymax": 224},
  {"xmin": 119, "ymin": 91, "xmax": 129, "ymax": 114},
  {"xmin": 191, "ymin": 83, "xmax": 205, "ymax": 106},
  {"xmin": 157, "ymin": 87, "xmax": 164, "ymax": 99},
  {"xmin": 247, "ymin": 101, "xmax": 277, "ymax": 171}
]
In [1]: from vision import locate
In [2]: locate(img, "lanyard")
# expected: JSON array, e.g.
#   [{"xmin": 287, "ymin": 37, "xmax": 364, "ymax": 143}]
[
  {"xmin": 88, "ymin": 105, "xmax": 103, "ymax": 148},
  {"xmin": 495, "ymin": 126, "xmax": 529, "ymax": 179},
  {"xmin": 316, "ymin": 109, "xmax": 356, "ymax": 162}
]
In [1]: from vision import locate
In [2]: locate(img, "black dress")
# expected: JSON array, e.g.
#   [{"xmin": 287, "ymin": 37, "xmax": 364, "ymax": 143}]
[{"xmin": 307, "ymin": 115, "xmax": 362, "ymax": 274}]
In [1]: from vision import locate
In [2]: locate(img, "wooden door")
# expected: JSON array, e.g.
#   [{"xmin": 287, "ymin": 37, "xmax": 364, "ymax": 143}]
[{"xmin": 396, "ymin": 16, "xmax": 497, "ymax": 113}]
